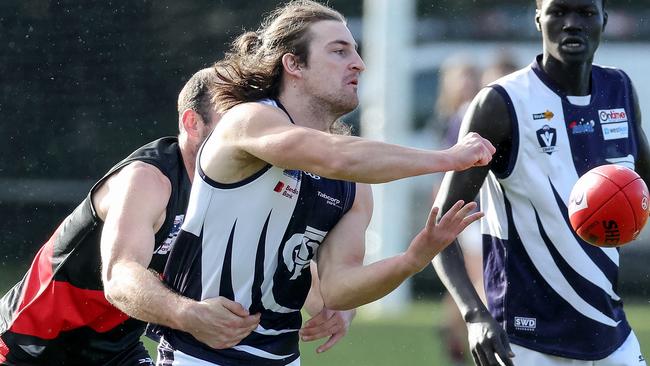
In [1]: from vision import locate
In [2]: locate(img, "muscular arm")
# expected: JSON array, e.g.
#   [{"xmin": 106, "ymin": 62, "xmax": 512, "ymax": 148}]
[
  {"xmin": 100, "ymin": 162, "xmax": 180, "ymax": 326},
  {"xmin": 431, "ymin": 87, "xmax": 515, "ymax": 366},
  {"xmin": 201, "ymin": 103, "xmax": 495, "ymax": 185},
  {"xmin": 316, "ymin": 184, "xmax": 481, "ymax": 310},
  {"xmin": 100, "ymin": 162, "xmax": 259, "ymax": 348}
]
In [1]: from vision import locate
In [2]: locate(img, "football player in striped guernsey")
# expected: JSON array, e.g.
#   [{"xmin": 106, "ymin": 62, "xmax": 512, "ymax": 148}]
[
  {"xmin": 153, "ymin": 1, "xmax": 496, "ymax": 365},
  {"xmin": 433, "ymin": 0, "xmax": 649, "ymax": 365}
]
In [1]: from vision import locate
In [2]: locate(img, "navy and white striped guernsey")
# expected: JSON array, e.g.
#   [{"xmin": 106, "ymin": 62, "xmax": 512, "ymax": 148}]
[
  {"xmin": 480, "ymin": 55, "xmax": 639, "ymax": 360},
  {"xmin": 155, "ymin": 99, "xmax": 356, "ymax": 365}
]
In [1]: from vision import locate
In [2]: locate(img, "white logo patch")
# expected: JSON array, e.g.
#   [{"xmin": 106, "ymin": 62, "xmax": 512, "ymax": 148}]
[
  {"xmin": 514, "ymin": 316, "xmax": 537, "ymax": 331},
  {"xmin": 598, "ymin": 108, "xmax": 628, "ymax": 123},
  {"xmin": 282, "ymin": 226, "xmax": 328, "ymax": 280},
  {"xmin": 602, "ymin": 122, "xmax": 629, "ymax": 141}
]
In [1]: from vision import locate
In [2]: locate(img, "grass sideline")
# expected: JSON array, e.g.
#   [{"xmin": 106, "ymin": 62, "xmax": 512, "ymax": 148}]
[{"xmin": 143, "ymin": 301, "xmax": 650, "ymax": 365}]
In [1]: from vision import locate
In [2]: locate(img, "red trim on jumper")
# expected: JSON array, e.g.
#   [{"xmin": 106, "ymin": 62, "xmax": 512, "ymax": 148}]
[
  {"xmin": 10, "ymin": 280, "xmax": 129, "ymax": 339},
  {"xmin": 0, "ymin": 336, "xmax": 9, "ymax": 360},
  {"xmin": 9, "ymin": 226, "xmax": 129, "ymax": 339}
]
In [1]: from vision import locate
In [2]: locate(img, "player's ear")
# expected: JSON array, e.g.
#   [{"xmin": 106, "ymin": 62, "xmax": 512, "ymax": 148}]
[
  {"xmin": 282, "ymin": 53, "xmax": 302, "ymax": 78},
  {"xmin": 602, "ymin": 11, "xmax": 608, "ymax": 31},
  {"xmin": 535, "ymin": 9, "xmax": 542, "ymax": 32},
  {"xmin": 180, "ymin": 109, "xmax": 201, "ymax": 137}
]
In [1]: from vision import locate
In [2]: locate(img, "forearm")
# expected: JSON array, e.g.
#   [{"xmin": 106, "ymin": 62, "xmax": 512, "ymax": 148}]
[
  {"xmin": 266, "ymin": 132, "xmax": 456, "ymax": 184},
  {"xmin": 432, "ymin": 242, "xmax": 489, "ymax": 322},
  {"xmin": 320, "ymin": 254, "xmax": 416, "ymax": 310},
  {"xmin": 319, "ymin": 137, "xmax": 455, "ymax": 183},
  {"xmin": 104, "ymin": 260, "xmax": 192, "ymax": 330}
]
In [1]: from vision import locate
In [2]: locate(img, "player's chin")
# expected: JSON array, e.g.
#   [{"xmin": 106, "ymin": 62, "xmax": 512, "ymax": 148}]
[
  {"xmin": 338, "ymin": 95, "xmax": 359, "ymax": 112},
  {"xmin": 555, "ymin": 48, "xmax": 593, "ymax": 64}
]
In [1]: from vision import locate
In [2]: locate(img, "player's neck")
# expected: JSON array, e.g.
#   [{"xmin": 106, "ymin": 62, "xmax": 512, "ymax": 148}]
[
  {"xmin": 541, "ymin": 54, "xmax": 593, "ymax": 96},
  {"xmin": 277, "ymin": 92, "xmax": 337, "ymax": 132},
  {"xmin": 178, "ymin": 136, "xmax": 197, "ymax": 183}
]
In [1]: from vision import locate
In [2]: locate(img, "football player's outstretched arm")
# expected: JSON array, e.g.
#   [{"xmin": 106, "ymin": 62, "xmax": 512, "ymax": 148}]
[{"xmin": 201, "ymin": 103, "xmax": 496, "ymax": 186}]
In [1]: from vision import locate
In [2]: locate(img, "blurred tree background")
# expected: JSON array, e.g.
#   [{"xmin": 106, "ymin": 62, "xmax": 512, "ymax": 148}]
[{"xmin": 1, "ymin": 0, "xmax": 649, "ymax": 291}]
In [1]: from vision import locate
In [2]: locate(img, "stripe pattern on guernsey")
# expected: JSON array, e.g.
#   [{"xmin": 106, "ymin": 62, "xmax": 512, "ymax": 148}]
[
  {"xmin": 156, "ymin": 101, "xmax": 356, "ymax": 366},
  {"xmin": 479, "ymin": 56, "xmax": 636, "ymax": 360}
]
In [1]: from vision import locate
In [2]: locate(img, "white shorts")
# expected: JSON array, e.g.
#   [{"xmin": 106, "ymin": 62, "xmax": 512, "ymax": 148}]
[{"xmin": 509, "ymin": 331, "xmax": 646, "ymax": 366}]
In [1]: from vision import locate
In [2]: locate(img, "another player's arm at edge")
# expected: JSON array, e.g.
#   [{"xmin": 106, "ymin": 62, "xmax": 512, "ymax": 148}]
[
  {"xmin": 431, "ymin": 87, "xmax": 516, "ymax": 366},
  {"xmin": 202, "ymin": 102, "xmax": 495, "ymax": 185},
  {"xmin": 99, "ymin": 162, "xmax": 259, "ymax": 349},
  {"xmin": 629, "ymin": 81, "xmax": 650, "ymax": 184}
]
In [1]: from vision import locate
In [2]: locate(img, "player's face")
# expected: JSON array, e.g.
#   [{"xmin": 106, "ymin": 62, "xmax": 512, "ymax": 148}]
[
  {"xmin": 536, "ymin": 0, "xmax": 606, "ymax": 65},
  {"xmin": 301, "ymin": 20, "xmax": 365, "ymax": 115}
]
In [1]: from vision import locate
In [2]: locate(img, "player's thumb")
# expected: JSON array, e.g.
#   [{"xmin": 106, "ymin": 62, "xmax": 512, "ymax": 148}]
[{"xmin": 220, "ymin": 298, "xmax": 250, "ymax": 317}]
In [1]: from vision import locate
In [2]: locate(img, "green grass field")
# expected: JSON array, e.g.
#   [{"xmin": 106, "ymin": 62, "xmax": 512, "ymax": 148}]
[{"xmin": 143, "ymin": 301, "xmax": 650, "ymax": 365}]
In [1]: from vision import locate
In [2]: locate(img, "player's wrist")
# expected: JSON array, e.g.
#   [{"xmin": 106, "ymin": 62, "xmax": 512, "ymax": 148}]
[
  {"xmin": 462, "ymin": 306, "xmax": 491, "ymax": 323},
  {"xmin": 435, "ymin": 149, "xmax": 457, "ymax": 172},
  {"xmin": 171, "ymin": 297, "xmax": 199, "ymax": 331},
  {"xmin": 399, "ymin": 251, "xmax": 425, "ymax": 276}
]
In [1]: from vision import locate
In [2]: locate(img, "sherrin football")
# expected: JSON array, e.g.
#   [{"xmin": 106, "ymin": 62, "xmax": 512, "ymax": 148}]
[{"xmin": 568, "ymin": 164, "xmax": 650, "ymax": 247}]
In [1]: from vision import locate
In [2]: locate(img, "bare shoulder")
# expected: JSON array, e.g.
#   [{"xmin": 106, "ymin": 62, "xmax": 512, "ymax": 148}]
[
  {"xmin": 113, "ymin": 161, "xmax": 171, "ymax": 191},
  {"xmin": 463, "ymin": 86, "xmax": 512, "ymax": 146},
  {"xmin": 220, "ymin": 102, "xmax": 292, "ymax": 133},
  {"xmin": 93, "ymin": 161, "xmax": 171, "ymax": 220}
]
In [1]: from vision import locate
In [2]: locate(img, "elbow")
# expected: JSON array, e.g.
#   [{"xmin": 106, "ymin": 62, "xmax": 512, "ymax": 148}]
[
  {"xmin": 103, "ymin": 278, "xmax": 119, "ymax": 306},
  {"xmin": 102, "ymin": 268, "xmax": 127, "ymax": 309},
  {"xmin": 320, "ymin": 286, "xmax": 356, "ymax": 311},
  {"xmin": 317, "ymin": 155, "xmax": 357, "ymax": 181}
]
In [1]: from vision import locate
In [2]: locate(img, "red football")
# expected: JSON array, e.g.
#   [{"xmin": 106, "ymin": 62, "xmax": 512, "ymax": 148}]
[{"xmin": 568, "ymin": 165, "xmax": 650, "ymax": 247}]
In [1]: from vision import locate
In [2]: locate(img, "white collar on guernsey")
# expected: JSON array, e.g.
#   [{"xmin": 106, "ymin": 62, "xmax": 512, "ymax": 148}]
[{"xmin": 566, "ymin": 95, "xmax": 591, "ymax": 106}]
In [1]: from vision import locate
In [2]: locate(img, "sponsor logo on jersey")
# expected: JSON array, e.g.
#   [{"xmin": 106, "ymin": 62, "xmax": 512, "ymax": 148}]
[
  {"xmin": 274, "ymin": 181, "xmax": 299, "ymax": 199},
  {"xmin": 533, "ymin": 110, "xmax": 554, "ymax": 121},
  {"xmin": 640, "ymin": 354, "xmax": 646, "ymax": 362},
  {"xmin": 536, "ymin": 125, "xmax": 558, "ymax": 154},
  {"xmin": 283, "ymin": 169, "xmax": 301, "ymax": 181},
  {"xmin": 514, "ymin": 316, "xmax": 537, "ymax": 331},
  {"xmin": 282, "ymin": 226, "xmax": 328, "ymax": 280},
  {"xmin": 598, "ymin": 108, "xmax": 627, "ymax": 124},
  {"xmin": 569, "ymin": 119, "xmax": 595, "ymax": 135},
  {"xmin": 602, "ymin": 122, "xmax": 629, "ymax": 140},
  {"xmin": 317, "ymin": 191, "xmax": 342, "ymax": 209},
  {"xmin": 155, "ymin": 215, "xmax": 185, "ymax": 255}
]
